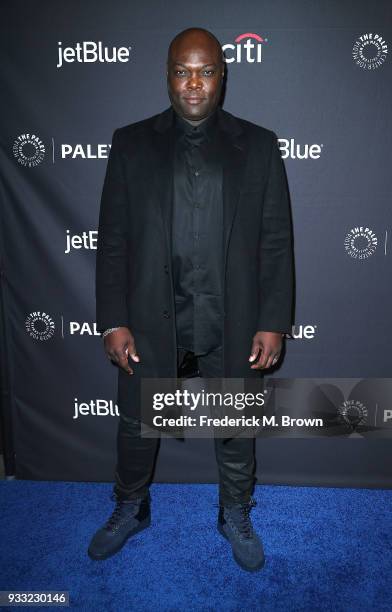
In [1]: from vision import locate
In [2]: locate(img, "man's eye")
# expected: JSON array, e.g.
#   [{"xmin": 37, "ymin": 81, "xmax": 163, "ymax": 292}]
[{"xmin": 173, "ymin": 69, "xmax": 215, "ymax": 77}]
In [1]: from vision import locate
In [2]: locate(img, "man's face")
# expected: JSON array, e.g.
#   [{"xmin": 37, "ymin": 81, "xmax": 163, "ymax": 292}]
[{"xmin": 167, "ymin": 34, "xmax": 224, "ymax": 121}]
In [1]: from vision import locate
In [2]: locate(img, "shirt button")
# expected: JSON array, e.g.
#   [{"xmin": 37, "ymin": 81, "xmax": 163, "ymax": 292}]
[{"xmin": 194, "ymin": 170, "xmax": 199, "ymax": 177}]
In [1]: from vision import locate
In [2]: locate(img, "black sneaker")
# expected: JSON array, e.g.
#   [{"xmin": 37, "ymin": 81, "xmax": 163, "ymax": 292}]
[
  {"xmin": 88, "ymin": 492, "xmax": 151, "ymax": 560},
  {"xmin": 217, "ymin": 497, "xmax": 265, "ymax": 572}
]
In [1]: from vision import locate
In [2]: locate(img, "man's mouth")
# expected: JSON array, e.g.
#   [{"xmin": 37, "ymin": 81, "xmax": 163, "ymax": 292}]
[{"xmin": 183, "ymin": 97, "xmax": 206, "ymax": 105}]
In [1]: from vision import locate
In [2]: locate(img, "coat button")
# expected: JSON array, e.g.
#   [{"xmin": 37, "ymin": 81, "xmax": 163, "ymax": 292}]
[
  {"xmin": 163, "ymin": 310, "xmax": 170, "ymax": 318},
  {"xmin": 164, "ymin": 265, "xmax": 169, "ymax": 274}
]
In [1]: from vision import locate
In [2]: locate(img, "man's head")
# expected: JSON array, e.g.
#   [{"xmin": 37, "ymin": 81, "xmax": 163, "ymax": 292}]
[{"xmin": 167, "ymin": 28, "xmax": 225, "ymax": 122}]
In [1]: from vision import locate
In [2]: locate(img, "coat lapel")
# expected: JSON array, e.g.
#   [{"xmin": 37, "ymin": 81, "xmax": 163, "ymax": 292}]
[
  {"xmin": 152, "ymin": 107, "xmax": 176, "ymax": 259},
  {"xmin": 152, "ymin": 105, "xmax": 248, "ymax": 272},
  {"xmin": 216, "ymin": 107, "xmax": 247, "ymax": 274}
]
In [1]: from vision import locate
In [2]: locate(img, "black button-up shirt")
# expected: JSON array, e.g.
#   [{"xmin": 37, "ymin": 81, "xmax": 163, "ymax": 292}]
[{"xmin": 171, "ymin": 108, "xmax": 224, "ymax": 356}]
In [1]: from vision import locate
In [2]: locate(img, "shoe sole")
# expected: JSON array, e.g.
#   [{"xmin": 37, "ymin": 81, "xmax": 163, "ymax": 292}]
[
  {"xmin": 217, "ymin": 523, "xmax": 265, "ymax": 572},
  {"xmin": 88, "ymin": 516, "xmax": 151, "ymax": 561}
]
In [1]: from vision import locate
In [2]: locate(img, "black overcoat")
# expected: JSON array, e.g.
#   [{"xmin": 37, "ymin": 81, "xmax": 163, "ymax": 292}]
[{"xmin": 95, "ymin": 105, "xmax": 294, "ymax": 416}]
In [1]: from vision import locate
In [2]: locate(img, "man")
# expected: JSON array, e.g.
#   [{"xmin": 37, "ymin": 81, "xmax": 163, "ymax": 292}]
[{"xmin": 88, "ymin": 27, "xmax": 294, "ymax": 572}]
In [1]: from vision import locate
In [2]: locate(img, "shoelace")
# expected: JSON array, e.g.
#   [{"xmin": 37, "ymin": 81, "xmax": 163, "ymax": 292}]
[
  {"xmin": 235, "ymin": 498, "xmax": 257, "ymax": 538},
  {"xmin": 104, "ymin": 494, "xmax": 139, "ymax": 531},
  {"xmin": 216, "ymin": 497, "xmax": 257, "ymax": 539}
]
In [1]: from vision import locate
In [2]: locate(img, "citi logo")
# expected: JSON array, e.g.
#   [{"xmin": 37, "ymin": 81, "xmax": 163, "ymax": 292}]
[
  {"xmin": 56, "ymin": 41, "xmax": 132, "ymax": 68},
  {"xmin": 222, "ymin": 33, "xmax": 267, "ymax": 63},
  {"xmin": 278, "ymin": 138, "xmax": 323, "ymax": 160}
]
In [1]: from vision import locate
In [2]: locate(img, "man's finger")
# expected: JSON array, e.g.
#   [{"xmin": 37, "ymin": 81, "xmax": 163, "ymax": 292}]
[
  {"xmin": 252, "ymin": 350, "xmax": 280, "ymax": 370},
  {"xmin": 116, "ymin": 350, "xmax": 134, "ymax": 375},
  {"xmin": 263, "ymin": 355, "xmax": 275, "ymax": 369},
  {"xmin": 249, "ymin": 342, "xmax": 261, "ymax": 362},
  {"xmin": 250, "ymin": 348, "xmax": 270, "ymax": 369},
  {"xmin": 126, "ymin": 345, "xmax": 140, "ymax": 363}
]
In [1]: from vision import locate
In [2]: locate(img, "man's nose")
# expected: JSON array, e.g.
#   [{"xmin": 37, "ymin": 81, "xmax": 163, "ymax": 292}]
[{"xmin": 187, "ymin": 75, "xmax": 202, "ymax": 89}]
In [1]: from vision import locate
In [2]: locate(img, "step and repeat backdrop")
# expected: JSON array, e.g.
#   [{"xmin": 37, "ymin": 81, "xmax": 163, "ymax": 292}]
[{"xmin": 1, "ymin": 1, "xmax": 391, "ymax": 487}]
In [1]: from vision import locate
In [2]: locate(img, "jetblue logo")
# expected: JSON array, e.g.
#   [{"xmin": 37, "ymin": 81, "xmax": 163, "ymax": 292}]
[
  {"xmin": 65, "ymin": 230, "xmax": 97, "ymax": 253},
  {"xmin": 286, "ymin": 325, "xmax": 317, "ymax": 339},
  {"xmin": 278, "ymin": 139, "xmax": 323, "ymax": 160},
  {"xmin": 73, "ymin": 398, "xmax": 120, "ymax": 419},
  {"xmin": 57, "ymin": 41, "xmax": 132, "ymax": 68}
]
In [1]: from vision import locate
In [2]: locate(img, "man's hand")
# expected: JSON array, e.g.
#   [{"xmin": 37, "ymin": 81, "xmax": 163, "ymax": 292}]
[
  {"xmin": 103, "ymin": 327, "xmax": 140, "ymax": 375},
  {"xmin": 249, "ymin": 331, "xmax": 284, "ymax": 370}
]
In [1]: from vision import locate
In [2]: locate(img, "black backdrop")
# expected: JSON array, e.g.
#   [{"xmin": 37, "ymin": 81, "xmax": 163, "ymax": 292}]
[{"xmin": 1, "ymin": 1, "xmax": 391, "ymax": 487}]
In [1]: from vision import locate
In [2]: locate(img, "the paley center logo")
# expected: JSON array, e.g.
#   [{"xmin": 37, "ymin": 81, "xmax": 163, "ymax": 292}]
[
  {"xmin": 222, "ymin": 32, "xmax": 267, "ymax": 63},
  {"xmin": 352, "ymin": 33, "xmax": 388, "ymax": 70},
  {"xmin": 25, "ymin": 312, "xmax": 103, "ymax": 339},
  {"xmin": 25, "ymin": 311, "xmax": 55, "ymax": 341},
  {"xmin": 344, "ymin": 226, "xmax": 377, "ymax": 259},
  {"xmin": 12, "ymin": 136, "xmax": 112, "ymax": 165},
  {"xmin": 61, "ymin": 143, "xmax": 111, "ymax": 159},
  {"xmin": 56, "ymin": 41, "xmax": 132, "ymax": 68},
  {"xmin": 13, "ymin": 134, "xmax": 45, "ymax": 167},
  {"xmin": 338, "ymin": 400, "xmax": 368, "ymax": 437}
]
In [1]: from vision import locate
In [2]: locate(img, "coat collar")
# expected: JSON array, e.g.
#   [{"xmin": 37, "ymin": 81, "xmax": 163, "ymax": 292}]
[
  {"xmin": 153, "ymin": 105, "xmax": 244, "ymax": 149},
  {"xmin": 174, "ymin": 106, "xmax": 219, "ymax": 143}
]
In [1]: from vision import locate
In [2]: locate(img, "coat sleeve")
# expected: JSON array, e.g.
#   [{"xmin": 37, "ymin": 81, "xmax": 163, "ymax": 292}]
[
  {"xmin": 95, "ymin": 128, "xmax": 130, "ymax": 334},
  {"xmin": 256, "ymin": 131, "xmax": 294, "ymax": 335}
]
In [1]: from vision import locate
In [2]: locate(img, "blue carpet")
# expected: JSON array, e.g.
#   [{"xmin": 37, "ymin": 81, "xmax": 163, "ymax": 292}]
[{"xmin": 0, "ymin": 482, "xmax": 391, "ymax": 611}]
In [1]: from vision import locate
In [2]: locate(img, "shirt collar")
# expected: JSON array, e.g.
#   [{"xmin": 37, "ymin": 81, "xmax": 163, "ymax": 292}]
[{"xmin": 174, "ymin": 106, "xmax": 219, "ymax": 143}]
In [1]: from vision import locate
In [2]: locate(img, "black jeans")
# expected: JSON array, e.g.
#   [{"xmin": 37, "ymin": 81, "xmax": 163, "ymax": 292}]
[{"xmin": 113, "ymin": 347, "xmax": 256, "ymax": 506}]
